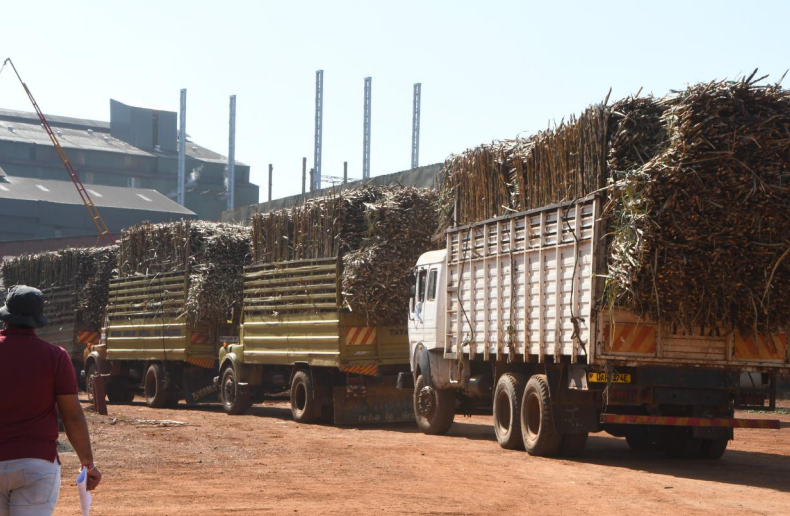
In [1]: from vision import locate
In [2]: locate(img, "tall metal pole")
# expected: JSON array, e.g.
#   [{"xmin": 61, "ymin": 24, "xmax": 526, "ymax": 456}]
[
  {"xmin": 309, "ymin": 168, "xmax": 315, "ymax": 192},
  {"xmin": 343, "ymin": 161, "xmax": 348, "ymax": 184},
  {"xmin": 362, "ymin": 77, "xmax": 372, "ymax": 179},
  {"xmin": 268, "ymin": 164, "xmax": 273, "ymax": 202},
  {"xmin": 177, "ymin": 88, "xmax": 186, "ymax": 206},
  {"xmin": 411, "ymin": 83, "xmax": 421, "ymax": 169},
  {"xmin": 302, "ymin": 157, "xmax": 307, "ymax": 194},
  {"xmin": 313, "ymin": 70, "xmax": 324, "ymax": 191},
  {"xmin": 227, "ymin": 95, "xmax": 236, "ymax": 212}
]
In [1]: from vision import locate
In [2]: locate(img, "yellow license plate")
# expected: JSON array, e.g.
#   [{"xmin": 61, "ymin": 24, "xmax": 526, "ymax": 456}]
[{"xmin": 588, "ymin": 372, "xmax": 632, "ymax": 383}]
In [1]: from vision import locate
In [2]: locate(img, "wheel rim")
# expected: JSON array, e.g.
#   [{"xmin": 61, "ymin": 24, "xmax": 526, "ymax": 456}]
[
  {"xmin": 526, "ymin": 391, "xmax": 541, "ymax": 438},
  {"xmin": 417, "ymin": 386, "xmax": 436, "ymax": 418},
  {"xmin": 86, "ymin": 367, "xmax": 95, "ymax": 400},
  {"xmin": 223, "ymin": 375, "xmax": 236, "ymax": 405},
  {"xmin": 495, "ymin": 390, "xmax": 511, "ymax": 434},
  {"xmin": 145, "ymin": 370, "xmax": 157, "ymax": 400},
  {"xmin": 294, "ymin": 382, "xmax": 307, "ymax": 412}
]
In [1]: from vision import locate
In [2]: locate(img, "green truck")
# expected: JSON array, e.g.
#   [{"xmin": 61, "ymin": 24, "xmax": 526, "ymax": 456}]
[
  {"xmin": 217, "ymin": 257, "xmax": 414, "ymax": 424},
  {"xmin": 85, "ymin": 270, "xmax": 234, "ymax": 406}
]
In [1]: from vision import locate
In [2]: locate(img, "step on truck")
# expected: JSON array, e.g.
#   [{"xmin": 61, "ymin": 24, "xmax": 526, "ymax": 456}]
[
  {"xmin": 217, "ymin": 257, "xmax": 414, "ymax": 424},
  {"xmin": 85, "ymin": 271, "xmax": 234, "ymax": 406},
  {"xmin": 407, "ymin": 198, "xmax": 788, "ymax": 458}
]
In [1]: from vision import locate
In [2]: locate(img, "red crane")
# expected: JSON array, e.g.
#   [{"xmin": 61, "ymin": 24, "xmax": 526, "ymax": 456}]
[{"xmin": 1, "ymin": 58, "xmax": 115, "ymax": 245}]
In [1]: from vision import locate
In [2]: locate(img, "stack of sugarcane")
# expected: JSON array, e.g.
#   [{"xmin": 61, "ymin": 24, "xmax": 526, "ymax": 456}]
[
  {"xmin": 118, "ymin": 220, "xmax": 252, "ymax": 327},
  {"xmin": 439, "ymin": 72, "xmax": 790, "ymax": 334},
  {"xmin": 439, "ymin": 104, "xmax": 608, "ymax": 229},
  {"xmin": 252, "ymin": 185, "xmax": 438, "ymax": 324},
  {"xmin": 605, "ymin": 75, "xmax": 790, "ymax": 334},
  {"xmin": 1, "ymin": 246, "xmax": 118, "ymax": 328}
]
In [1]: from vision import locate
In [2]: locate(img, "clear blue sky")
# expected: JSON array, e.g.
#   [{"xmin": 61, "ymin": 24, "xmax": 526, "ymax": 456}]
[{"xmin": 1, "ymin": 0, "xmax": 788, "ymax": 203}]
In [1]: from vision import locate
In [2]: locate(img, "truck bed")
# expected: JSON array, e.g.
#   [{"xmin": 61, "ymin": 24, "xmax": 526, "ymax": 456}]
[
  {"xmin": 241, "ymin": 258, "xmax": 409, "ymax": 374},
  {"xmin": 445, "ymin": 197, "xmax": 789, "ymax": 372}
]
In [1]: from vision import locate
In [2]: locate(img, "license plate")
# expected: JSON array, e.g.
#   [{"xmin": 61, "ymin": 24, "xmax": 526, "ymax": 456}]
[{"xmin": 588, "ymin": 372, "xmax": 632, "ymax": 383}]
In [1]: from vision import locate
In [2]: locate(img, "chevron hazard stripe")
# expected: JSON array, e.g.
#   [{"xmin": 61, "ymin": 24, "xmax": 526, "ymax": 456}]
[
  {"xmin": 341, "ymin": 365, "xmax": 379, "ymax": 376},
  {"xmin": 77, "ymin": 331, "xmax": 100, "ymax": 346},
  {"xmin": 345, "ymin": 327, "xmax": 377, "ymax": 346},
  {"xmin": 190, "ymin": 332, "xmax": 210, "ymax": 345},
  {"xmin": 604, "ymin": 324, "xmax": 656, "ymax": 355},
  {"xmin": 733, "ymin": 332, "xmax": 787, "ymax": 362},
  {"xmin": 601, "ymin": 414, "xmax": 780, "ymax": 429},
  {"xmin": 186, "ymin": 358, "xmax": 216, "ymax": 369}
]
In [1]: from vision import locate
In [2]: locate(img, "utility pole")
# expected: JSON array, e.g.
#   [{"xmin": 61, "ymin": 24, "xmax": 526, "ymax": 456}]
[
  {"xmin": 310, "ymin": 168, "xmax": 315, "ymax": 192},
  {"xmin": 343, "ymin": 161, "xmax": 348, "ymax": 184},
  {"xmin": 268, "ymin": 164, "xmax": 273, "ymax": 202},
  {"xmin": 362, "ymin": 77, "xmax": 372, "ymax": 179},
  {"xmin": 177, "ymin": 88, "xmax": 186, "ymax": 206},
  {"xmin": 227, "ymin": 94, "xmax": 236, "ymax": 212},
  {"xmin": 411, "ymin": 83, "xmax": 421, "ymax": 169},
  {"xmin": 302, "ymin": 157, "xmax": 307, "ymax": 194},
  {"xmin": 313, "ymin": 70, "xmax": 324, "ymax": 191}
]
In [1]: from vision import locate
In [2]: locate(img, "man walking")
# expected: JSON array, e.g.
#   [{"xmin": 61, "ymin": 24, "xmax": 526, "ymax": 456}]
[{"xmin": 0, "ymin": 285, "xmax": 102, "ymax": 515}]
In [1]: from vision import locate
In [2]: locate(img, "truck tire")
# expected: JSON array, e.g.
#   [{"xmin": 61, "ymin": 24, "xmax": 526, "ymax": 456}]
[
  {"xmin": 291, "ymin": 370, "xmax": 318, "ymax": 423},
  {"xmin": 221, "ymin": 366, "xmax": 250, "ymax": 415},
  {"xmin": 414, "ymin": 374, "xmax": 455, "ymax": 435},
  {"xmin": 493, "ymin": 373, "xmax": 526, "ymax": 450},
  {"xmin": 560, "ymin": 433, "xmax": 588, "ymax": 457},
  {"xmin": 697, "ymin": 437, "xmax": 728, "ymax": 460},
  {"xmin": 521, "ymin": 374, "xmax": 562, "ymax": 456},
  {"xmin": 144, "ymin": 363, "xmax": 172, "ymax": 409},
  {"xmin": 85, "ymin": 362, "xmax": 100, "ymax": 405}
]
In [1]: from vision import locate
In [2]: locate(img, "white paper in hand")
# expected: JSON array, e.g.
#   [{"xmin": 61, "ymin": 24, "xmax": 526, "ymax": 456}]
[{"xmin": 76, "ymin": 467, "xmax": 92, "ymax": 516}]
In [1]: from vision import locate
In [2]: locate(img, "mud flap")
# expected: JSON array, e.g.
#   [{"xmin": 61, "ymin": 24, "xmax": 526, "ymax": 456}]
[{"xmin": 332, "ymin": 383, "xmax": 415, "ymax": 425}]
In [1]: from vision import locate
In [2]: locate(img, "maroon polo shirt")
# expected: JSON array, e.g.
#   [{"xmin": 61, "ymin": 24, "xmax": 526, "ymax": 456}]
[{"xmin": 0, "ymin": 326, "xmax": 78, "ymax": 463}]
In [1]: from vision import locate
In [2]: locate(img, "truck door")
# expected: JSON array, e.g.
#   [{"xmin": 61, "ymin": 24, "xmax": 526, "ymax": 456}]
[{"xmin": 420, "ymin": 267, "xmax": 440, "ymax": 348}]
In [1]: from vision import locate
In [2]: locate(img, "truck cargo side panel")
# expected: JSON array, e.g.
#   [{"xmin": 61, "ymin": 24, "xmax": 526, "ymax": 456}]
[{"xmin": 445, "ymin": 201, "xmax": 595, "ymax": 363}]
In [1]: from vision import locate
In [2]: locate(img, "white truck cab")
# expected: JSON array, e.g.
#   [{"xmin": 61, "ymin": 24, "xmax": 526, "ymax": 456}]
[{"xmin": 408, "ymin": 249, "xmax": 446, "ymax": 355}]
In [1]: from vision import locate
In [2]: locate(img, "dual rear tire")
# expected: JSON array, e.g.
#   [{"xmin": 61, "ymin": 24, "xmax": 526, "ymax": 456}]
[
  {"xmin": 493, "ymin": 373, "xmax": 587, "ymax": 457},
  {"xmin": 144, "ymin": 363, "xmax": 179, "ymax": 408}
]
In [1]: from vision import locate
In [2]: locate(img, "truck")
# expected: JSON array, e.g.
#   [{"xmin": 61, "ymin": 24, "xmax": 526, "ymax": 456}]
[
  {"xmin": 85, "ymin": 270, "xmax": 234, "ymax": 406},
  {"xmin": 217, "ymin": 256, "xmax": 415, "ymax": 424},
  {"xmin": 39, "ymin": 284, "xmax": 100, "ymax": 383},
  {"xmin": 406, "ymin": 197, "xmax": 788, "ymax": 458}
]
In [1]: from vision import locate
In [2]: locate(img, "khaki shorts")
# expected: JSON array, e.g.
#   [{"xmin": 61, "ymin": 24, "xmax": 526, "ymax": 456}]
[{"xmin": 0, "ymin": 459, "xmax": 61, "ymax": 516}]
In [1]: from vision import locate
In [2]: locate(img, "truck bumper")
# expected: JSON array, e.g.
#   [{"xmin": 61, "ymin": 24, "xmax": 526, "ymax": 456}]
[{"xmin": 600, "ymin": 413, "xmax": 781, "ymax": 429}]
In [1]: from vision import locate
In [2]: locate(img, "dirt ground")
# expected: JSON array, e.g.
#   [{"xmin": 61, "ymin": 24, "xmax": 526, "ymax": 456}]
[{"xmin": 54, "ymin": 397, "xmax": 790, "ymax": 516}]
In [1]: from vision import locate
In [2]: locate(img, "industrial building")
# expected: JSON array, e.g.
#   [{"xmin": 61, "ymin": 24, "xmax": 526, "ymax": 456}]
[
  {"xmin": 0, "ymin": 101, "xmax": 259, "ymax": 222},
  {"xmin": 0, "ymin": 171, "xmax": 195, "ymax": 260},
  {"xmin": 221, "ymin": 162, "xmax": 441, "ymax": 224}
]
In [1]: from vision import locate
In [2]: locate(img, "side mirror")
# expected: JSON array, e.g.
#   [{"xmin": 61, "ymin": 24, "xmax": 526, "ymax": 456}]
[{"xmin": 409, "ymin": 283, "xmax": 416, "ymax": 297}]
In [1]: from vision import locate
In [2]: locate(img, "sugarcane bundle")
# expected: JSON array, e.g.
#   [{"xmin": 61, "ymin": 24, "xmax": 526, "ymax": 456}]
[
  {"xmin": 439, "ymin": 104, "xmax": 609, "ymax": 229},
  {"xmin": 119, "ymin": 220, "xmax": 252, "ymax": 327},
  {"xmin": 251, "ymin": 185, "xmax": 438, "ymax": 324},
  {"xmin": 605, "ymin": 75, "xmax": 790, "ymax": 334},
  {"xmin": 1, "ymin": 246, "xmax": 118, "ymax": 328}
]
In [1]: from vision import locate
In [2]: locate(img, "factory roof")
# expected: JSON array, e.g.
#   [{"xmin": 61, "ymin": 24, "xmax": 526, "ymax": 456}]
[
  {"xmin": 0, "ymin": 108, "xmax": 245, "ymax": 166},
  {"xmin": 0, "ymin": 176, "xmax": 194, "ymax": 215}
]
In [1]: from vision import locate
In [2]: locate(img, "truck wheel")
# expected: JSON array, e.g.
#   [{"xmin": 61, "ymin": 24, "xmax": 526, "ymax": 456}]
[
  {"xmin": 493, "ymin": 373, "xmax": 526, "ymax": 450},
  {"xmin": 221, "ymin": 366, "xmax": 250, "ymax": 415},
  {"xmin": 414, "ymin": 374, "xmax": 455, "ymax": 435},
  {"xmin": 560, "ymin": 433, "xmax": 588, "ymax": 457},
  {"xmin": 521, "ymin": 374, "xmax": 562, "ymax": 456},
  {"xmin": 144, "ymin": 363, "xmax": 171, "ymax": 409},
  {"xmin": 85, "ymin": 362, "xmax": 100, "ymax": 404},
  {"xmin": 697, "ymin": 438, "xmax": 728, "ymax": 460},
  {"xmin": 291, "ymin": 370, "xmax": 318, "ymax": 423}
]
